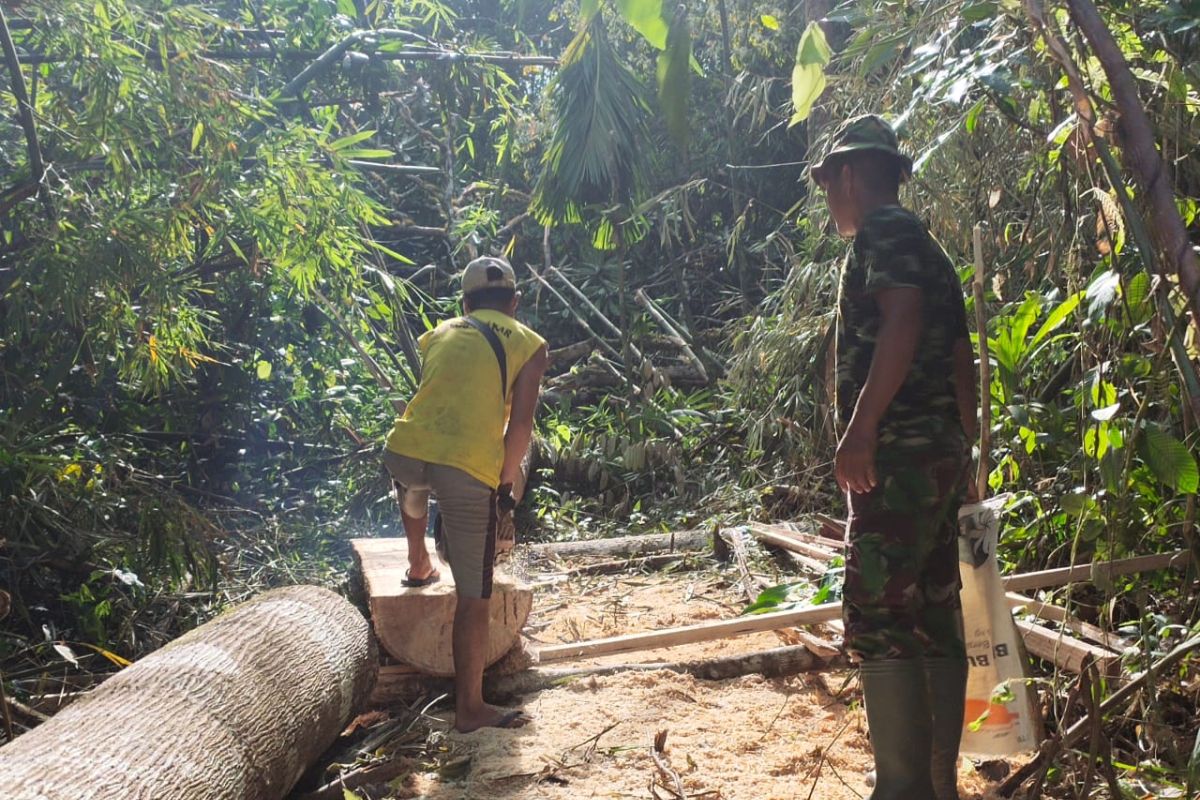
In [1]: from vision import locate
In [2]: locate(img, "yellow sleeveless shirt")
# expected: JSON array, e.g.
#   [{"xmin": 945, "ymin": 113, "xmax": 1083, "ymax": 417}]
[{"xmin": 385, "ymin": 309, "xmax": 546, "ymax": 488}]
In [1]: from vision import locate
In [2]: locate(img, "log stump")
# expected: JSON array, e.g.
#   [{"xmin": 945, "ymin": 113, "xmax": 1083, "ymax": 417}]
[
  {"xmin": 351, "ymin": 537, "xmax": 531, "ymax": 677},
  {"xmin": 0, "ymin": 585, "xmax": 375, "ymax": 800}
]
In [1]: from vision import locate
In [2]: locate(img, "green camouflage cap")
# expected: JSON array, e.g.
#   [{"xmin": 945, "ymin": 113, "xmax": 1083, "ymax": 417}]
[{"xmin": 809, "ymin": 114, "xmax": 913, "ymax": 183}]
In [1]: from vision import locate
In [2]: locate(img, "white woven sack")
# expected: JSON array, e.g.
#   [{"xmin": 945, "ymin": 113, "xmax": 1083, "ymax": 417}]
[{"xmin": 958, "ymin": 494, "xmax": 1041, "ymax": 756}]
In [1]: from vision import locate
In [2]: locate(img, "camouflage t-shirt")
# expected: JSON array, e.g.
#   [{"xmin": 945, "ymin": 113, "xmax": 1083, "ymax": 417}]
[{"xmin": 835, "ymin": 205, "xmax": 969, "ymax": 454}]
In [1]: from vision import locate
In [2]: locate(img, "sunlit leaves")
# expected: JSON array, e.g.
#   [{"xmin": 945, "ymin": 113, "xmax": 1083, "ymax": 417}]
[
  {"xmin": 532, "ymin": 15, "xmax": 650, "ymax": 228},
  {"xmin": 790, "ymin": 22, "xmax": 832, "ymax": 127},
  {"xmin": 616, "ymin": 0, "xmax": 669, "ymax": 50},
  {"xmin": 761, "ymin": 14, "xmax": 780, "ymax": 31}
]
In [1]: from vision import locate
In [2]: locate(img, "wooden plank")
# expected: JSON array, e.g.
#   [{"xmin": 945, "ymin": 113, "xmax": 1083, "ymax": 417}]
[
  {"xmin": 536, "ymin": 602, "xmax": 843, "ymax": 663},
  {"xmin": 1015, "ymin": 618, "xmax": 1122, "ymax": 678},
  {"xmin": 746, "ymin": 525, "xmax": 839, "ymax": 565},
  {"xmin": 1006, "ymin": 593, "xmax": 1125, "ymax": 651},
  {"xmin": 1000, "ymin": 550, "xmax": 1187, "ymax": 593}
]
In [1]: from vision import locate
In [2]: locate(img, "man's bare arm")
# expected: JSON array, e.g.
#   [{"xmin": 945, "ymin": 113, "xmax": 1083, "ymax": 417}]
[{"xmin": 500, "ymin": 344, "xmax": 549, "ymax": 494}]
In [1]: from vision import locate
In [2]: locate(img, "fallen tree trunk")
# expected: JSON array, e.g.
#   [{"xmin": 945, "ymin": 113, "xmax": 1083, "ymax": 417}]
[
  {"xmin": 0, "ymin": 585, "xmax": 375, "ymax": 800},
  {"xmin": 373, "ymin": 644, "xmax": 845, "ymax": 703},
  {"xmin": 526, "ymin": 529, "xmax": 712, "ymax": 559}
]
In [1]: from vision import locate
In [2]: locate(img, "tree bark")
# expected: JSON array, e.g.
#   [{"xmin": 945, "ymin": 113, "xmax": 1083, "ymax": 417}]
[{"xmin": 0, "ymin": 585, "xmax": 376, "ymax": 800}]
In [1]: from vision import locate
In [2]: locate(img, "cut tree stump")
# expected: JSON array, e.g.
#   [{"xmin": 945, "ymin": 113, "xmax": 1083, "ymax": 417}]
[
  {"xmin": 0, "ymin": 585, "xmax": 375, "ymax": 800},
  {"xmin": 351, "ymin": 537, "xmax": 532, "ymax": 677}
]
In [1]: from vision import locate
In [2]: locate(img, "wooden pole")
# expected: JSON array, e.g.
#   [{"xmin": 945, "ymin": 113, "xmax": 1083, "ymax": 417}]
[
  {"xmin": 972, "ymin": 224, "xmax": 992, "ymax": 496},
  {"xmin": 536, "ymin": 602, "xmax": 843, "ymax": 663}
]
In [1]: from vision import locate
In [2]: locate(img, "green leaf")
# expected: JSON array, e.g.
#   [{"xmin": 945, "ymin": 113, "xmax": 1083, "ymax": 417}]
[
  {"xmin": 965, "ymin": 98, "xmax": 987, "ymax": 134},
  {"xmin": 760, "ymin": 14, "xmax": 780, "ymax": 30},
  {"xmin": 190, "ymin": 121, "xmax": 204, "ymax": 153},
  {"xmin": 337, "ymin": 0, "xmax": 358, "ymax": 16},
  {"xmin": 329, "ymin": 130, "xmax": 377, "ymax": 151},
  {"xmin": 340, "ymin": 148, "xmax": 395, "ymax": 159},
  {"xmin": 1139, "ymin": 427, "xmax": 1199, "ymax": 493},
  {"xmin": 743, "ymin": 581, "xmax": 806, "ymax": 615},
  {"xmin": 789, "ymin": 22, "xmax": 831, "ymax": 127},
  {"xmin": 962, "ymin": 1, "xmax": 999, "ymax": 22},
  {"xmin": 616, "ymin": 0, "xmax": 669, "ymax": 50},
  {"xmin": 1029, "ymin": 291, "xmax": 1083, "ymax": 350},
  {"xmin": 256, "ymin": 360, "xmax": 273, "ymax": 380},
  {"xmin": 656, "ymin": 6, "xmax": 691, "ymax": 150}
]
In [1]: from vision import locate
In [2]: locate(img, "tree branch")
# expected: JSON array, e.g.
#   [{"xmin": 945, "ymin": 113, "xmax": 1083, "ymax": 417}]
[{"xmin": 0, "ymin": 7, "xmax": 50, "ymax": 216}]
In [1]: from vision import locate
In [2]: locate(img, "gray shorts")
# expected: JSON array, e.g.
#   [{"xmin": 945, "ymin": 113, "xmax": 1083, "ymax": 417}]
[{"xmin": 382, "ymin": 450, "xmax": 497, "ymax": 600}]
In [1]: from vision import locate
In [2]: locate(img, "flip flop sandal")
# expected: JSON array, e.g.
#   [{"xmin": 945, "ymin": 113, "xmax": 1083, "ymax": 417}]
[{"xmin": 401, "ymin": 569, "xmax": 440, "ymax": 588}]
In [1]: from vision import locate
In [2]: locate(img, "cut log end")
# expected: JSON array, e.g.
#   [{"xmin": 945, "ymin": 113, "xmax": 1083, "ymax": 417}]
[{"xmin": 352, "ymin": 537, "xmax": 532, "ymax": 676}]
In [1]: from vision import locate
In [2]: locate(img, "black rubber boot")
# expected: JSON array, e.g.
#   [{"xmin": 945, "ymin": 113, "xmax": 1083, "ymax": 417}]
[
  {"xmin": 860, "ymin": 658, "xmax": 937, "ymax": 800},
  {"xmin": 924, "ymin": 656, "xmax": 968, "ymax": 800}
]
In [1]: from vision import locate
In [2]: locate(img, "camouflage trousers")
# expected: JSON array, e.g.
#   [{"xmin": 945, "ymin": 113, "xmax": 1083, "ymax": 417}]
[{"xmin": 842, "ymin": 448, "xmax": 969, "ymax": 662}]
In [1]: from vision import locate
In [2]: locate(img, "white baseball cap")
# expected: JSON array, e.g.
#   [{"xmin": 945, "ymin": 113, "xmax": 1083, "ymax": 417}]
[{"xmin": 462, "ymin": 256, "xmax": 517, "ymax": 295}]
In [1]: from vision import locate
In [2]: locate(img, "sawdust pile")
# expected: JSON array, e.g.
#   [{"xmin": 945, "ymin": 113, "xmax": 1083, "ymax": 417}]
[{"xmin": 408, "ymin": 566, "xmax": 1002, "ymax": 799}]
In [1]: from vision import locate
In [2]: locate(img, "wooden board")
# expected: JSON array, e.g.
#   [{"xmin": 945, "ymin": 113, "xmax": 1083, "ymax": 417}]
[
  {"xmin": 1015, "ymin": 618, "xmax": 1122, "ymax": 678},
  {"xmin": 537, "ymin": 602, "xmax": 843, "ymax": 663},
  {"xmin": 352, "ymin": 537, "xmax": 532, "ymax": 677}
]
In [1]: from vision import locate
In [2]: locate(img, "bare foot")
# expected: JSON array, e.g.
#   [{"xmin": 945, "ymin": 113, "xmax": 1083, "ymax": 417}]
[
  {"xmin": 406, "ymin": 550, "xmax": 436, "ymax": 581},
  {"xmin": 455, "ymin": 705, "xmax": 531, "ymax": 733}
]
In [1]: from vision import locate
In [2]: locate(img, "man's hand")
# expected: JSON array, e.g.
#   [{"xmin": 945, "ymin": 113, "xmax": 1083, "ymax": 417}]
[
  {"xmin": 497, "ymin": 483, "xmax": 517, "ymax": 514},
  {"xmin": 836, "ymin": 422, "xmax": 878, "ymax": 495}
]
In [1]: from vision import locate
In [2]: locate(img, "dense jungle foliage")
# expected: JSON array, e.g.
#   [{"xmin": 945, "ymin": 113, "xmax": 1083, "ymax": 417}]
[{"xmin": 2, "ymin": 0, "xmax": 1200, "ymax": 793}]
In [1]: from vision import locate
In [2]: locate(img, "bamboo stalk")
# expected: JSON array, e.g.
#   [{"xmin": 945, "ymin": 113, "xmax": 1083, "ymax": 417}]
[
  {"xmin": 526, "ymin": 264, "xmax": 623, "ymax": 364},
  {"xmin": 0, "ymin": 8, "xmax": 49, "ymax": 216},
  {"xmin": 972, "ymin": 224, "xmax": 991, "ymax": 497},
  {"xmin": 634, "ymin": 288, "xmax": 709, "ymax": 381},
  {"xmin": 547, "ymin": 267, "xmax": 646, "ymax": 365}
]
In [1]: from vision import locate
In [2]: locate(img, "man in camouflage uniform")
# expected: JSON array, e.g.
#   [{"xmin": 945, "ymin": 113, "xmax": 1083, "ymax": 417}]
[{"xmin": 811, "ymin": 115, "xmax": 978, "ymax": 800}]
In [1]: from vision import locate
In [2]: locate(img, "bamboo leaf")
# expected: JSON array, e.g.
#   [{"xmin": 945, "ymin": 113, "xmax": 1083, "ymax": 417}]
[
  {"xmin": 190, "ymin": 121, "xmax": 204, "ymax": 153},
  {"xmin": 789, "ymin": 22, "xmax": 831, "ymax": 126},
  {"xmin": 329, "ymin": 130, "xmax": 378, "ymax": 151},
  {"xmin": 1139, "ymin": 427, "xmax": 1199, "ymax": 493}
]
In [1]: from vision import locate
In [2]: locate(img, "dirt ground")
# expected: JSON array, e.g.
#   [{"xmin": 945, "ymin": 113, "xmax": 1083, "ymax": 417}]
[{"xmin": 402, "ymin": 556, "xmax": 1012, "ymax": 799}]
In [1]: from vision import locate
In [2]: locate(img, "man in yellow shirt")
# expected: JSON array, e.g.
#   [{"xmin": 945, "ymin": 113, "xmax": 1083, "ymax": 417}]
[{"xmin": 383, "ymin": 256, "xmax": 548, "ymax": 732}]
